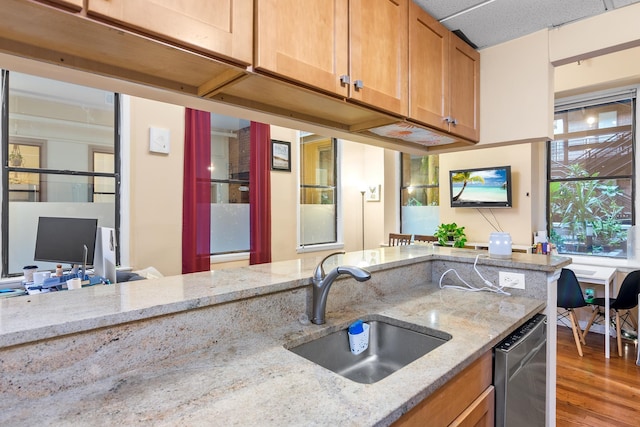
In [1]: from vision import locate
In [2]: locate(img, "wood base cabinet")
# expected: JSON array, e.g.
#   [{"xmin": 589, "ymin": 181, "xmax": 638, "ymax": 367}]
[
  {"xmin": 409, "ymin": 2, "xmax": 480, "ymax": 142},
  {"xmin": 393, "ymin": 351, "xmax": 494, "ymax": 427}
]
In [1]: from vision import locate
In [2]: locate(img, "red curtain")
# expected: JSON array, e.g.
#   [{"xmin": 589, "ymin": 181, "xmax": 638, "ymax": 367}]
[
  {"xmin": 182, "ymin": 108, "xmax": 211, "ymax": 273},
  {"xmin": 250, "ymin": 122, "xmax": 272, "ymax": 264}
]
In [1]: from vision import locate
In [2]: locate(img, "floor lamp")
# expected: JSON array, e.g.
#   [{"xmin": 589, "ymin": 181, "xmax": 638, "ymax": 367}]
[{"xmin": 360, "ymin": 190, "xmax": 366, "ymax": 251}]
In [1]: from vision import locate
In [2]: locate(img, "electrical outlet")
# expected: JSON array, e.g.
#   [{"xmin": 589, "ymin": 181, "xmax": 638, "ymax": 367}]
[{"xmin": 499, "ymin": 272, "xmax": 525, "ymax": 289}]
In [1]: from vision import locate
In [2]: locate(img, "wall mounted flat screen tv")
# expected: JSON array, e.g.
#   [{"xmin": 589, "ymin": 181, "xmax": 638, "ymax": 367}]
[{"xmin": 449, "ymin": 166, "xmax": 512, "ymax": 208}]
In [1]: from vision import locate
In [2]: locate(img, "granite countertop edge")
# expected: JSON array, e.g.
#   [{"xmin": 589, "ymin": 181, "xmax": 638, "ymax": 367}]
[{"xmin": 0, "ymin": 246, "xmax": 566, "ymax": 349}]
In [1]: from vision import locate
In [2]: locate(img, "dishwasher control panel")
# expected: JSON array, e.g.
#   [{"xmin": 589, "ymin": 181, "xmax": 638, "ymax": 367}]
[{"xmin": 496, "ymin": 313, "xmax": 546, "ymax": 351}]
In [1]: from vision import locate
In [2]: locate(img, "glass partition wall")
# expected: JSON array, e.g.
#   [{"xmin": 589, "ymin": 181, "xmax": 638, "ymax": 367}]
[
  {"xmin": 209, "ymin": 116, "xmax": 251, "ymax": 255},
  {"xmin": 2, "ymin": 71, "xmax": 118, "ymax": 276},
  {"xmin": 400, "ymin": 154, "xmax": 439, "ymax": 236}
]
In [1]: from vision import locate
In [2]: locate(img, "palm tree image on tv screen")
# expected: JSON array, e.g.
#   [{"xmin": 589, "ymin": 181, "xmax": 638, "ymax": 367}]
[{"xmin": 450, "ymin": 166, "xmax": 512, "ymax": 208}]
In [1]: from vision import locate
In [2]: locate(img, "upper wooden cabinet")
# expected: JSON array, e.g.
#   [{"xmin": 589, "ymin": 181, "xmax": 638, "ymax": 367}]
[
  {"xmin": 349, "ymin": 0, "xmax": 408, "ymax": 116},
  {"xmin": 87, "ymin": 0, "xmax": 253, "ymax": 65},
  {"xmin": 1, "ymin": 0, "xmax": 246, "ymax": 98},
  {"xmin": 255, "ymin": 0, "xmax": 407, "ymax": 117},
  {"xmin": 409, "ymin": 2, "xmax": 479, "ymax": 141},
  {"xmin": 254, "ymin": 0, "xmax": 349, "ymax": 97},
  {"xmin": 40, "ymin": 0, "xmax": 83, "ymax": 10}
]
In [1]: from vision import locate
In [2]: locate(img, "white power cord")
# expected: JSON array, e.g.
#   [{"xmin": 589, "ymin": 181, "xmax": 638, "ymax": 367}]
[{"xmin": 439, "ymin": 254, "xmax": 511, "ymax": 295}]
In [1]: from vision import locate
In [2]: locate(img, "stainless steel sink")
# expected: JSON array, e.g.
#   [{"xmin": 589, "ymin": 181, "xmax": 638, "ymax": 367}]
[{"xmin": 287, "ymin": 316, "xmax": 451, "ymax": 384}]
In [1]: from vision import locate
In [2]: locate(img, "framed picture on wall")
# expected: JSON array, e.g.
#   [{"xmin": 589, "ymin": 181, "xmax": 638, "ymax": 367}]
[
  {"xmin": 271, "ymin": 140, "xmax": 291, "ymax": 172},
  {"xmin": 366, "ymin": 184, "xmax": 381, "ymax": 202}
]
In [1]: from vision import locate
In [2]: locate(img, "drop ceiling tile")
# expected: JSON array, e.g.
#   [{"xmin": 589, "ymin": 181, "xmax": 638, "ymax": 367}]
[
  {"xmin": 412, "ymin": 0, "xmax": 640, "ymax": 49},
  {"xmin": 412, "ymin": 0, "xmax": 481, "ymax": 20},
  {"xmin": 450, "ymin": 0, "xmax": 605, "ymax": 48}
]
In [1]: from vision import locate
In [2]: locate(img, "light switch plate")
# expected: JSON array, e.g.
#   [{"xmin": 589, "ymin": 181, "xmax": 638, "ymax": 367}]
[{"xmin": 149, "ymin": 127, "xmax": 170, "ymax": 154}]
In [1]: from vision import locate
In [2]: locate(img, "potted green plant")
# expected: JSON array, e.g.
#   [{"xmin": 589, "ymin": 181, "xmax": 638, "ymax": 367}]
[{"xmin": 434, "ymin": 222, "xmax": 467, "ymax": 248}]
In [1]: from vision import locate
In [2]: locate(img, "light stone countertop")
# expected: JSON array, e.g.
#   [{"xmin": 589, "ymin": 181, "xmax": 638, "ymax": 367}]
[
  {"xmin": 4, "ymin": 281, "xmax": 545, "ymax": 426},
  {"xmin": 1, "ymin": 246, "xmax": 567, "ymax": 426},
  {"xmin": 0, "ymin": 245, "xmax": 567, "ymax": 348}
]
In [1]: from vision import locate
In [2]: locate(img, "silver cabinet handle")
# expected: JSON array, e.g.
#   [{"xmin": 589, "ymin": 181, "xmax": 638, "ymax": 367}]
[
  {"xmin": 354, "ymin": 80, "xmax": 364, "ymax": 90},
  {"xmin": 340, "ymin": 75, "xmax": 350, "ymax": 86},
  {"xmin": 443, "ymin": 117, "xmax": 458, "ymax": 125}
]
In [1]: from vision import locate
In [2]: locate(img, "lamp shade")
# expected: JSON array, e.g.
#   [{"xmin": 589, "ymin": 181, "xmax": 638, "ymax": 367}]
[{"xmin": 489, "ymin": 232, "xmax": 512, "ymax": 259}]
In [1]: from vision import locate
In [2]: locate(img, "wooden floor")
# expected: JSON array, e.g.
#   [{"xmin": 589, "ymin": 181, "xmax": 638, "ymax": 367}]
[{"xmin": 556, "ymin": 325, "xmax": 640, "ymax": 426}]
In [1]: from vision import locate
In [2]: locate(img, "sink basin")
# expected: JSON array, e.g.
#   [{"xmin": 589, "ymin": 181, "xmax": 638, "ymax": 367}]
[{"xmin": 287, "ymin": 316, "xmax": 451, "ymax": 384}]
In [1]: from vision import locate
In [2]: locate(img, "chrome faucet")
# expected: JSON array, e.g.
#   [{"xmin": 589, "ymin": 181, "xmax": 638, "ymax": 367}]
[{"xmin": 311, "ymin": 251, "xmax": 371, "ymax": 325}]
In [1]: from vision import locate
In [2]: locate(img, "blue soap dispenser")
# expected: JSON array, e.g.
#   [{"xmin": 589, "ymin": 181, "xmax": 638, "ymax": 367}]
[{"xmin": 348, "ymin": 319, "xmax": 370, "ymax": 355}]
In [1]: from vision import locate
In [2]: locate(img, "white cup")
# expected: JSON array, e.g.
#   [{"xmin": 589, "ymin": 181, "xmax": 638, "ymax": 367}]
[
  {"xmin": 23, "ymin": 266, "xmax": 38, "ymax": 283},
  {"xmin": 33, "ymin": 271, "xmax": 51, "ymax": 285},
  {"xmin": 66, "ymin": 278, "xmax": 82, "ymax": 290}
]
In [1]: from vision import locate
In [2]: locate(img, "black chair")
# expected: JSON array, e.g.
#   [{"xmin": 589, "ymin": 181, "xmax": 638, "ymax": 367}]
[
  {"xmin": 557, "ymin": 268, "xmax": 588, "ymax": 356},
  {"xmin": 583, "ymin": 270, "xmax": 640, "ymax": 357}
]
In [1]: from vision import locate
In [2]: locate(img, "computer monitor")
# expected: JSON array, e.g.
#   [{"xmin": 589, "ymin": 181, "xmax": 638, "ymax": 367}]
[{"xmin": 34, "ymin": 217, "xmax": 98, "ymax": 266}]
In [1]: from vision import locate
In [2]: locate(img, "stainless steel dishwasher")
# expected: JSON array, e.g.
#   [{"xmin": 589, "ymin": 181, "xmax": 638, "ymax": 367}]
[{"xmin": 494, "ymin": 313, "xmax": 547, "ymax": 427}]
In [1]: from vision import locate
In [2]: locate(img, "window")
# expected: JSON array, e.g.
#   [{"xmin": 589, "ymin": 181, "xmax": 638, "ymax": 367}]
[
  {"xmin": 92, "ymin": 150, "xmax": 115, "ymax": 203},
  {"xmin": 400, "ymin": 154, "xmax": 439, "ymax": 235},
  {"xmin": 549, "ymin": 91, "xmax": 635, "ymax": 258},
  {"xmin": 1, "ymin": 71, "xmax": 119, "ymax": 276},
  {"xmin": 209, "ymin": 115, "xmax": 251, "ymax": 255},
  {"xmin": 299, "ymin": 134, "xmax": 337, "ymax": 246}
]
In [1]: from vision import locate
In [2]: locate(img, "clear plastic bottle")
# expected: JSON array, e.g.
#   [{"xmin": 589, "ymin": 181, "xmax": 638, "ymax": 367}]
[{"xmin": 56, "ymin": 264, "xmax": 63, "ymax": 277}]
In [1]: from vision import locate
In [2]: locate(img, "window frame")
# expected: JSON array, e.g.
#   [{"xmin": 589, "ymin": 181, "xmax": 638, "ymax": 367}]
[
  {"xmin": 0, "ymin": 70, "xmax": 121, "ymax": 277},
  {"xmin": 548, "ymin": 87, "xmax": 637, "ymax": 259},
  {"xmin": 298, "ymin": 135, "xmax": 340, "ymax": 250}
]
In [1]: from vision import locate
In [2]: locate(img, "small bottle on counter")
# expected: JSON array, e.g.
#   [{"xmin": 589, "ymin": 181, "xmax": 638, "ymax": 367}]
[{"xmin": 56, "ymin": 264, "xmax": 63, "ymax": 276}]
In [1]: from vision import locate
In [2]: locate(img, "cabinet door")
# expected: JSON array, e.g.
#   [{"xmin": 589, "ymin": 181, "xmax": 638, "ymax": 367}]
[
  {"xmin": 393, "ymin": 352, "xmax": 492, "ymax": 427},
  {"xmin": 255, "ymin": 0, "xmax": 349, "ymax": 97},
  {"xmin": 449, "ymin": 386, "xmax": 495, "ymax": 427},
  {"xmin": 88, "ymin": 0, "xmax": 253, "ymax": 65},
  {"xmin": 349, "ymin": 0, "xmax": 408, "ymax": 116},
  {"xmin": 39, "ymin": 0, "xmax": 83, "ymax": 10},
  {"xmin": 408, "ymin": 2, "xmax": 450, "ymax": 133},
  {"xmin": 449, "ymin": 35, "xmax": 480, "ymax": 141}
]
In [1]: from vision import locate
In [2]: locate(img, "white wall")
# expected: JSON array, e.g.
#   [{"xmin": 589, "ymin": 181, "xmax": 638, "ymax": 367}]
[
  {"xmin": 439, "ymin": 144, "xmax": 537, "ymax": 246},
  {"xmin": 127, "ymin": 97, "xmax": 185, "ymax": 276},
  {"xmin": 270, "ymin": 128, "xmax": 387, "ymax": 262},
  {"xmin": 479, "ymin": 30, "xmax": 554, "ymax": 147},
  {"xmin": 548, "ymin": 2, "xmax": 640, "ymax": 65}
]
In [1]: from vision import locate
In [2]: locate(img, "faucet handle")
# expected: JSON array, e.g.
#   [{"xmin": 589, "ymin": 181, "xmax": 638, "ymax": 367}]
[{"xmin": 313, "ymin": 251, "xmax": 345, "ymax": 282}]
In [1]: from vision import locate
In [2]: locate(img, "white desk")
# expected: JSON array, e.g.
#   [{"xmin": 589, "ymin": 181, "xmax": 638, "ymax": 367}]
[{"xmin": 568, "ymin": 264, "xmax": 617, "ymax": 358}]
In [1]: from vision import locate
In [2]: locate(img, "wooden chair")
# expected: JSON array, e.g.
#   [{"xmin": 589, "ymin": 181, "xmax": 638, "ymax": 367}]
[
  {"xmin": 389, "ymin": 233, "xmax": 412, "ymax": 246},
  {"xmin": 413, "ymin": 234, "xmax": 437, "ymax": 243}
]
